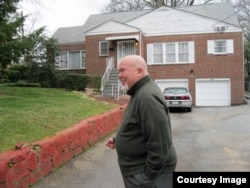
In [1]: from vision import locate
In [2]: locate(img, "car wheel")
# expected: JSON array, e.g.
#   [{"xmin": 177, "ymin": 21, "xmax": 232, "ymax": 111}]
[{"xmin": 187, "ymin": 107, "xmax": 192, "ymax": 112}]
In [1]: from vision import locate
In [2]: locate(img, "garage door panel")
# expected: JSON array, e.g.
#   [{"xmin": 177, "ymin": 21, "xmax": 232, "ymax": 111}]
[
  {"xmin": 196, "ymin": 79, "xmax": 230, "ymax": 106},
  {"xmin": 155, "ymin": 79, "xmax": 188, "ymax": 92}
]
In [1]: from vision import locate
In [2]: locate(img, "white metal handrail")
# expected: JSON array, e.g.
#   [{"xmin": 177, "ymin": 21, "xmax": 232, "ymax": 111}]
[
  {"xmin": 101, "ymin": 57, "xmax": 114, "ymax": 94},
  {"xmin": 112, "ymin": 80, "xmax": 126, "ymax": 100}
]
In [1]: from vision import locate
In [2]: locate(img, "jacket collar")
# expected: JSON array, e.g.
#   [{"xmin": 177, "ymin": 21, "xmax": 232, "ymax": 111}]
[{"xmin": 127, "ymin": 75, "xmax": 151, "ymax": 96}]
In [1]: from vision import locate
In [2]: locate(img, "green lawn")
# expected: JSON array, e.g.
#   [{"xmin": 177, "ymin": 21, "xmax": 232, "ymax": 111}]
[{"xmin": 0, "ymin": 86, "xmax": 116, "ymax": 152}]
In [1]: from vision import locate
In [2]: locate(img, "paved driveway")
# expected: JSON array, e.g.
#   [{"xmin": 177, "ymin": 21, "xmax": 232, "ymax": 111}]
[
  {"xmin": 171, "ymin": 101, "xmax": 250, "ymax": 171},
  {"xmin": 32, "ymin": 101, "xmax": 250, "ymax": 188}
]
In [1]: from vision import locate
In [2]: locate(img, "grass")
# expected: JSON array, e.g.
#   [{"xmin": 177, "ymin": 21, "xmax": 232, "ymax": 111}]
[{"xmin": 0, "ymin": 86, "xmax": 116, "ymax": 152}]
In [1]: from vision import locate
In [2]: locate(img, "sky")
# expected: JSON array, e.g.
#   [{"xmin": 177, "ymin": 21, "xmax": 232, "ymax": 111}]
[{"xmin": 19, "ymin": 0, "xmax": 110, "ymax": 36}]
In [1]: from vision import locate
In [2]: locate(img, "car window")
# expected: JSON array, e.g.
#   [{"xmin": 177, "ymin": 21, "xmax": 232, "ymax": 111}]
[{"xmin": 164, "ymin": 87, "xmax": 188, "ymax": 94}]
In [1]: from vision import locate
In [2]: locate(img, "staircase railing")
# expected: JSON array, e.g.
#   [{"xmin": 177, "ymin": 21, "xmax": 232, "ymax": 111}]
[
  {"xmin": 112, "ymin": 81, "xmax": 126, "ymax": 100},
  {"xmin": 101, "ymin": 57, "xmax": 114, "ymax": 94}
]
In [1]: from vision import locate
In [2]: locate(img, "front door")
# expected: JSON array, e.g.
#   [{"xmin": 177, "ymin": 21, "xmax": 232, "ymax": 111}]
[{"xmin": 117, "ymin": 41, "xmax": 135, "ymax": 68}]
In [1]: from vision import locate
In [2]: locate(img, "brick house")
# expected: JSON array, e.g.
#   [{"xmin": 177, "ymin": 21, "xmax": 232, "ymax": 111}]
[{"xmin": 53, "ymin": 2, "xmax": 244, "ymax": 106}]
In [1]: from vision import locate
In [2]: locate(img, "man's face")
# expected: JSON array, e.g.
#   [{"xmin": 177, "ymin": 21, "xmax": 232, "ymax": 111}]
[{"xmin": 118, "ymin": 61, "xmax": 139, "ymax": 91}]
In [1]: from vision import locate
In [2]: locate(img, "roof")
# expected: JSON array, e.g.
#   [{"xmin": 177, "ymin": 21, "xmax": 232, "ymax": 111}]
[
  {"xmin": 53, "ymin": 10, "xmax": 150, "ymax": 44},
  {"xmin": 82, "ymin": 10, "xmax": 151, "ymax": 33},
  {"xmin": 52, "ymin": 2, "xmax": 239, "ymax": 45},
  {"xmin": 178, "ymin": 2, "xmax": 239, "ymax": 26},
  {"xmin": 52, "ymin": 26, "xmax": 85, "ymax": 44}
]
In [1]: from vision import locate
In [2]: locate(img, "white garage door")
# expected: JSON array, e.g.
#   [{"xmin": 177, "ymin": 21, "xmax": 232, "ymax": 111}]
[
  {"xmin": 155, "ymin": 79, "xmax": 188, "ymax": 92},
  {"xmin": 196, "ymin": 79, "xmax": 231, "ymax": 106}
]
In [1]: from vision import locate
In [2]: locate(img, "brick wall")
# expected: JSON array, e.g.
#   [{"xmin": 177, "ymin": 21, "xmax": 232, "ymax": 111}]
[
  {"xmin": 143, "ymin": 32, "xmax": 244, "ymax": 105},
  {"xmin": 59, "ymin": 43, "xmax": 85, "ymax": 51},
  {"xmin": 85, "ymin": 33, "xmax": 140, "ymax": 75},
  {"xmin": 0, "ymin": 105, "xmax": 126, "ymax": 188}
]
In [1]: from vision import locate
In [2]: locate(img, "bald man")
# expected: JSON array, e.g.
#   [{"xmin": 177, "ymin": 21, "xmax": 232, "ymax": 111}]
[{"xmin": 106, "ymin": 55, "xmax": 177, "ymax": 188}]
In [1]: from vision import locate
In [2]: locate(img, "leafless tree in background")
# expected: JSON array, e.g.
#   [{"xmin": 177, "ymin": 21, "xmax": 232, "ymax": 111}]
[
  {"xmin": 18, "ymin": 0, "xmax": 45, "ymax": 34},
  {"xmin": 234, "ymin": 0, "xmax": 250, "ymax": 81},
  {"xmin": 235, "ymin": 0, "xmax": 250, "ymax": 41},
  {"xmin": 104, "ymin": 0, "xmax": 216, "ymax": 12}
]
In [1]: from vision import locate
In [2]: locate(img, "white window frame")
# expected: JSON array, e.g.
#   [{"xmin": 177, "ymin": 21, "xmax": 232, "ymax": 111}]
[
  {"xmin": 99, "ymin": 41, "xmax": 109, "ymax": 56},
  {"xmin": 56, "ymin": 51, "xmax": 86, "ymax": 70},
  {"xmin": 147, "ymin": 41, "xmax": 194, "ymax": 65},
  {"xmin": 207, "ymin": 39, "xmax": 234, "ymax": 55}
]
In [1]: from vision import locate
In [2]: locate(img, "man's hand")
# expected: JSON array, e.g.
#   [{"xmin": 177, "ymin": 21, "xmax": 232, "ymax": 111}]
[{"xmin": 105, "ymin": 137, "xmax": 115, "ymax": 149}]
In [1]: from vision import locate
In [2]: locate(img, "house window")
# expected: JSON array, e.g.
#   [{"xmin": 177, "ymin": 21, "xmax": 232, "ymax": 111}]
[
  {"xmin": 56, "ymin": 51, "xmax": 86, "ymax": 70},
  {"xmin": 214, "ymin": 40, "xmax": 227, "ymax": 53},
  {"xmin": 99, "ymin": 41, "xmax": 109, "ymax": 56},
  {"xmin": 166, "ymin": 43, "xmax": 175, "ymax": 62},
  {"xmin": 207, "ymin": 39, "xmax": 234, "ymax": 54},
  {"xmin": 147, "ymin": 41, "xmax": 194, "ymax": 64},
  {"xmin": 69, "ymin": 51, "xmax": 81, "ymax": 69},
  {"xmin": 153, "ymin": 43, "xmax": 163, "ymax": 63}
]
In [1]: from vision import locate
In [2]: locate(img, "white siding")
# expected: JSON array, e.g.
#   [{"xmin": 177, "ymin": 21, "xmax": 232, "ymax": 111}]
[
  {"xmin": 86, "ymin": 20, "xmax": 139, "ymax": 35},
  {"xmin": 127, "ymin": 7, "xmax": 241, "ymax": 36}
]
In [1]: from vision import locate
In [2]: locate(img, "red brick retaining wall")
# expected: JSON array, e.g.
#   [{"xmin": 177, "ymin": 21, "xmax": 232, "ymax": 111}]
[{"xmin": 0, "ymin": 105, "xmax": 126, "ymax": 188}]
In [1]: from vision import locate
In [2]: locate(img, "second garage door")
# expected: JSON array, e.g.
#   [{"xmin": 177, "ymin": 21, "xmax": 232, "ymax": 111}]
[{"xmin": 196, "ymin": 78, "xmax": 231, "ymax": 106}]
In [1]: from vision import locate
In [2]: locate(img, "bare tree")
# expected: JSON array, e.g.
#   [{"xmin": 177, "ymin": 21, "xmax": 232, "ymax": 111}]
[
  {"xmin": 104, "ymin": 0, "xmax": 147, "ymax": 12},
  {"xmin": 18, "ymin": 0, "xmax": 45, "ymax": 34},
  {"xmin": 235, "ymin": 0, "xmax": 250, "ymax": 41},
  {"xmin": 143, "ymin": 0, "xmax": 196, "ymax": 8},
  {"xmin": 235, "ymin": 0, "xmax": 250, "ymax": 82},
  {"xmin": 104, "ymin": 0, "xmax": 215, "ymax": 12}
]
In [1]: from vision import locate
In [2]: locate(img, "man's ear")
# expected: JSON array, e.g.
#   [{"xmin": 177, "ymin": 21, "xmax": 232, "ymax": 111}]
[{"xmin": 137, "ymin": 68, "xmax": 144, "ymax": 75}]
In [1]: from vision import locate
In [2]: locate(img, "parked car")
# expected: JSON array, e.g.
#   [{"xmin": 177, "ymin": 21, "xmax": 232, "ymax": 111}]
[{"xmin": 163, "ymin": 87, "xmax": 192, "ymax": 112}]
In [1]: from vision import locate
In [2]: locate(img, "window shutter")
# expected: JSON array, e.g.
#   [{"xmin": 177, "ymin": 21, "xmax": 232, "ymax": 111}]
[
  {"xmin": 147, "ymin": 44, "xmax": 154, "ymax": 64},
  {"xmin": 188, "ymin": 41, "xmax": 195, "ymax": 63},
  {"xmin": 207, "ymin": 40, "xmax": 214, "ymax": 54},
  {"xmin": 227, "ymin": 39, "xmax": 234, "ymax": 53}
]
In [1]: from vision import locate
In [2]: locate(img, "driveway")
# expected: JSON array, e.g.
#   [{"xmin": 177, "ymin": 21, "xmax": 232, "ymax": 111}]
[
  {"xmin": 32, "ymin": 100, "xmax": 250, "ymax": 188},
  {"xmin": 171, "ymin": 101, "xmax": 250, "ymax": 171}
]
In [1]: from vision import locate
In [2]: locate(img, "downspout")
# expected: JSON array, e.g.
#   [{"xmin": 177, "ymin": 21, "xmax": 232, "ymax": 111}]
[{"xmin": 139, "ymin": 31, "xmax": 142, "ymax": 56}]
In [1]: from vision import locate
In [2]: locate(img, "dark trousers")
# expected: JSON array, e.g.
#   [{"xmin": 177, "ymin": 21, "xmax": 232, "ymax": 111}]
[{"xmin": 122, "ymin": 172, "xmax": 173, "ymax": 188}]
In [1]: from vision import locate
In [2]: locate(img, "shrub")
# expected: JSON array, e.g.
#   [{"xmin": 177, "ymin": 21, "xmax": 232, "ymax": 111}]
[
  {"xmin": 87, "ymin": 75, "xmax": 101, "ymax": 91},
  {"xmin": 63, "ymin": 74, "xmax": 89, "ymax": 91},
  {"xmin": 5, "ymin": 69, "xmax": 21, "ymax": 82},
  {"xmin": 1, "ymin": 63, "xmax": 101, "ymax": 92},
  {"xmin": 0, "ymin": 64, "xmax": 28, "ymax": 83},
  {"xmin": 8, "ymin": 64, "xmax": 28, "ymax": 80}
]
